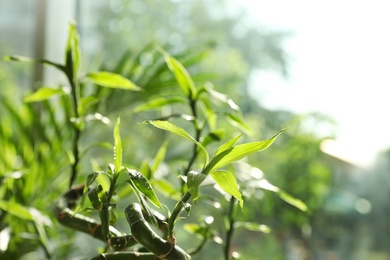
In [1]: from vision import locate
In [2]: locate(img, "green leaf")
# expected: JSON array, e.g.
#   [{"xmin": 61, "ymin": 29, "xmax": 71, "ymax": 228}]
[
  {"xmin": 201, "ymin": 129, "xmax": 225, "ymax": 148},
  {"xmin": 227, "ymin": 113, "xmax": 253, "ymax": 136},
  {"xmin": 204, "ymin": 83, "xmax": 240, "ymax": 110},
  {"xmin": 79, "ymin": 96, "xmax": 99, "ymax": 115},
  {"xmin": 210, "ymin": 170, "xmax": 243, "ymax": 208},
  {"xmin": 213, "ymin": 134, "xmax": 242, "ymax": 157},
  {"xmin": 24, "ymin": 87, "xmax": 66, "ymax": 103},
  {"xmin": 235, "ymin": 222, "xmax": 271, "ymax": 233},
  {"xmin": 184, "ymin": 223, "xmax": 202, "ymax": 234},
  {"xmin": 113, "ymin": 117, "xmax": 122, "ymax": 173},
  {"xmin": 128, "ymin": 169, "xmax": 162, "ymax": 208},
  {"xmin": 86, "ymin": 71, "xmax": 141, "ymax": 90},
  {"xmin": 4, "ymin": 55, "xmax": 65, "ymax": 72},
  {"xmin": 86, "ymin": 171, "xmax": 104, "ymax": 186},
  {"xmin": 65, "ymin": 21, "xmax": 80, "ymax": 79},
  {"xmin": 204, "ymin": 129, "xmax": 285, "ymax": 174},
  {"xmin": 0, "ymin": 200, "xmax": 33, "ymax": 221},
  {"xmin": 87, "ymin": 185, "xmax": 103, "ymax": 210},
  {"xmin": 150, "ymin": 141, "xmax": 168, "ymax": 174},
  {"xmin": 256, "ymin": 179, "xmax": 307, "ymax": 212},
  {"xmin": 278, "ymin": 190, "xmax": 308, "ymax": 212},
  {"xmin": 133, "ymin": 97, "xmax": 187, "ymax": 112},
  {"xmin": 158, "ymin": 47, "xmax": 197, "ymax": 99},
  {"xmin": 152, "ymin": 179, "xmax": 179, "ymax": 199},
  {"xmin": 0, "ymin": 201, "xmax": 51, "ymax": 226},
  {"xmin": 147, "ymin": 120, "xmax": 209, "ymax": 165},
  {"xmin": 187, "ymin": 171, "xmax": 207, "ymax": 203}
]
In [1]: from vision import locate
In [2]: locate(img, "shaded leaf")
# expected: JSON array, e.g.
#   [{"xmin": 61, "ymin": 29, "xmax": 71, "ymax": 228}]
[
  {"xmin": 187, "ymin": 171, "xmax": 207, "ymax": 203},
  {"xmin": 210, "ymin": 170, "xmax": 243, "ymax": 208},
  {"xmin": 128, "ymin": 169, "xmax": 162, "ymax": 208},
  {"xmin": 88, "ymin": 185, "xmax": 103, "ymax": 210},
  {"xmin": 201, "ymin": 129, "xmax": 225, "ymax": 148},
  {"xmin": 86, "ymin": 171, "xmax": 104, "ymax": 186},
  {"xmin": 65, "ymin": 21, "xmax": 80, "ymax": 79},
  {"xmin": 86, "ymin": 71, "xmax": 141, "ymax": 90}
]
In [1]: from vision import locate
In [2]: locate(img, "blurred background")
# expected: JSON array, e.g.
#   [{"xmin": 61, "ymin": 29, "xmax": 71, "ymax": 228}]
[{"xmin": 1, "ymin": 0, "xmax": 390, "ymax": 259}]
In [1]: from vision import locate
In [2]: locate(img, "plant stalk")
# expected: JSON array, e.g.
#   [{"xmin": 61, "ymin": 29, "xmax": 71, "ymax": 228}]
[{"xmin": 224, "ymin": 196, "xmax": 237, "ymax": 260}]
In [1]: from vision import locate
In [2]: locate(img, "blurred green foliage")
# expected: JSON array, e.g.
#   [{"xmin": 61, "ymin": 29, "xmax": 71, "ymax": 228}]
[{"xmin": 0, "ymin": 1, "xmax": 339, "ymax": 259}]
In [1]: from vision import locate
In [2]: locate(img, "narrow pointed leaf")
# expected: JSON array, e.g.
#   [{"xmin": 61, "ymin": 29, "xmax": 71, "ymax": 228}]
[
  {"xmin": 205, "ymin": 129, "xmax": 285, "ymax": 173},
  {"xmin": 205, "ymin": 84, "xmax": 240, "ymax": 110},
  {"xmin": 213, "ymin": 134, "xmax": 242, "ymax": 157},
  {"xmin": 187, "ymin": 171, "xmax": 207, "ymax": 203},
  {"xmin": 227, "ymin": 113, "xmax": 253, "ymax": 136},
  {"xmin": 147, "ymin": 120, "xmax": 209, "ymax": 164},
  {"xmin": 0, "ymin": 201, "xmax": 51, "ymax": 226},
  {"xmin": 257, "ymin": 179, "xmax": 307, "ymax": 212},
  {"xmin": 113, "ymin": 117, "xmax": 122, "ymax": 173},
  {"xmin": 210, "ymin": 170, "xmax": 243, "ymax": 208},
  {"xmin": 128, "ymin": 169, "xmax": 162, "ymax": 208},
  {"xmin": 158, "ymin": 47, "xmax": 196, "ymax": 98},
  {"xmin": 235, "ymin": 222, "xmax": 271, "ymax": 233},
  {"xmin": 4, "ymin": 55, "xmax": 65, "ymax": 72},
  {"xmin": 133, "ymin": 97, "xmax": 186, "ymax": 112},
  {"xmin": 151, "ymin": 141, "xmax": 168, "ymax": 174},
  {"xmin": 65, "ymin": 21, "xmax": 80, "ymax": 78},
  {"xmin": 278, "ymin": 190, "xmax": 308, "ymax": 212},
  {"xmin": 24, "ymin": 87, "xmax": 66, "ymax": 103},
  {"xmin": 86, "ymin": 71, "xmax": 141, "ymax": 90}
]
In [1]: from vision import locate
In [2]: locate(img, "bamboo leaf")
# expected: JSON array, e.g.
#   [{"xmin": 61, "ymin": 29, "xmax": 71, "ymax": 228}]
[
  {"xmin": 278, "ymin": 190, "xmax": 308, "ymax": 212},
  {"xmin": 133, "ymin": 97, "xmax": 187, "ymax": 112},
  {"xmin": 128, "ymin": 169, "xmax": 162, "ymax": 208},
  {"xmin": 0, "ymin": 200, "xmax": 33, "ymax": 221},
  {"xmin": 86, "ymin": 71, "xmax": 141, "ymax": 90},
  {"xmin": 205, "ymin": 129, "xmax": 285, "ymax": 173},
  {"xmin": 150, "ymin": 141, "xmax": 168, "ymax": 174},
  {"xmin": 235, "ymin": 222, "xmax": 271, "ymax": 233},
  {"xmin": 0, "ymin": 201, "xmax": 51, "ymax": 226},
  {"xmin": 213, "ymin": 134, "xmax": 242, "ymax": 157},
  {"xmin": 187, "ymin": 171, "xmax": 207, "ymax": 203},
  {"xmin": 23, "ymin": 87, "xmax": 66, "ymax": 103},
  {"xmin": 113, "ymin": 117, "xmax": 122, "ymax": 173},
  {"xmin": 65, "ymin": 21, "xmax": 80, "ymax": 79},
  {"xmin": 147, "ymin": 120, "xmax": 209, "ymax": 165},
  {"xmin": 4, "ymin": 55, "xmax": 65, "ymax": 72},
  {"xmin": 87, "ymin": 185, "xmax": 103, "ymax": 210},
  {"xmin": 204, "ymin": 83, "xmax": 240, "ymax": 110},
  {"xmin": 256, "ymin": 179, "xmax": 307, "ymax": 211},
  {"xmin": 227, "ymin": 113, "xmax": 253, "ymax": 136},
  {"xmin": 158, "ymin": 47, "xmax": 197, "ymax": 99},
  {"xmin": 210, "ymin": 170, "xmax": 243, "ymax": 208}
]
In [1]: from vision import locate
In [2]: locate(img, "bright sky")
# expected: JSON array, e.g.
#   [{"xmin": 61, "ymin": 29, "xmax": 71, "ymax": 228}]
[{"xmin": 242, "ymin": 0, "xmax": 390, "ymax": 167}]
